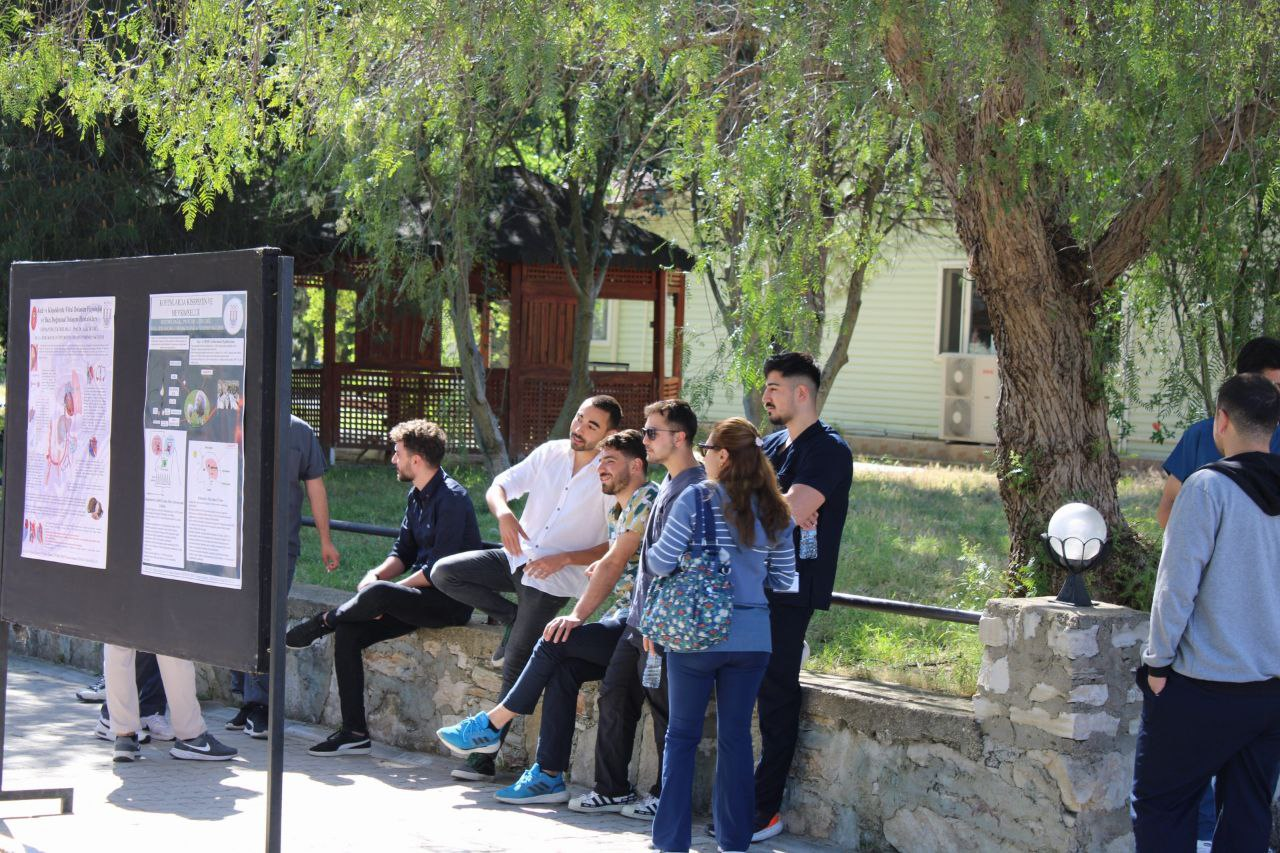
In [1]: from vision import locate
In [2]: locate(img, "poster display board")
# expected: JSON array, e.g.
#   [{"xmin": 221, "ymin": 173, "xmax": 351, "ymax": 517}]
[
  {"xmin": 21, "ymin": 297, "xmax": 116, "ymax": 569},
  {"xmin": 1, "ymin": 250, "xmax": 288, "ymax": 671},
  {"xmin": 141, "ymin": 291, "xmax": 248, "ymax": 588}
]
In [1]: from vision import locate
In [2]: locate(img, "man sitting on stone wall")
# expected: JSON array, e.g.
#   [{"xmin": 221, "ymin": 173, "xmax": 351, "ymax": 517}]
[
  {"xmin": 284, "ymin": 419, "xmax": 481, "ymax": 756},
  {"xmin": 429, "ymin": 396, "xmax": 618, "ymax": 782},
  {"xmin": 435, "ymin": 429, "xmax": 657, "ymax": 804}
]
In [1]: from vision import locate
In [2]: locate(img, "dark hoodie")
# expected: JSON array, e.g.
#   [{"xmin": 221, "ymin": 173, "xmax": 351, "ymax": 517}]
[{"xmin": 1204, "ymin": 451, "xmax": 1280, "ymax": 516}]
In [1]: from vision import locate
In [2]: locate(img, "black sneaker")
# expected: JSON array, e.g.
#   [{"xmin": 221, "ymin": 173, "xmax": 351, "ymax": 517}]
[
  {"xmin": 170, "ymin": 732, "xmax": 238, "ymax": 761},
  {"xmin": 307, "ymin": 729, "xmax": 371, "ymax": 756},
  {"xmin": 225, "ymin": 704, "xmax": 251, "ymax": 731},
  {"xmin": 244, "ymin": 704, "xmax": 268, "ymax": 739},
  {"xmin": 113, "ymin": 733, "xmax": 141, "ymax": 762},
  {"xmin": 285, "ymin": 611, "xmax": 334, "ymax": 649},
  {"xmin": 451, "ymin": 751, "xmax": 496, "ymax": 781},
  {"xmin": 490, "ymin": 621, "xmax": 514, "ymax": 665}
]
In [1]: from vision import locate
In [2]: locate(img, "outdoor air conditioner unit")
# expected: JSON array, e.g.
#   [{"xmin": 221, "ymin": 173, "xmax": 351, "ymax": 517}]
[{"xmin": 940, "ymin": 354, "xmax": 999, "ymax": 444}]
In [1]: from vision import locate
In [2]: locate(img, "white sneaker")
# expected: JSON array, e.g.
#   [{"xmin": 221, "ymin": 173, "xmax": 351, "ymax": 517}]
[
  {"xmin": 620, "ymin": 794, "xmax": 659, "ymax": 820},
  {"xmin": 76, "ymin": 676, "xmax": 107, "ymax": 703},
  {"xmin": 94, "ymin": 715, "xmax": 150, "ymax": 744},
  {"xmin": 142, "ymin": 713, "xmax": 175, "ymax": 741},
  {"xmin": 568, "ymin": 789, "xmax": 636, "ymax": 814}
]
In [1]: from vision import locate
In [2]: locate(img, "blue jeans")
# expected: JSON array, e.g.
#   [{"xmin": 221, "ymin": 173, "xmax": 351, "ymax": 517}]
[
  {"xmin": 501, "ymin": 619, "xmax": 623, "ymax": 773},
  {"xmin": 653, "ymin": 650, "xmax": 770, "ymax": 853},
  {"xmin": 241, "ymin": 555, "xmax": 297, "ymax": 706}
]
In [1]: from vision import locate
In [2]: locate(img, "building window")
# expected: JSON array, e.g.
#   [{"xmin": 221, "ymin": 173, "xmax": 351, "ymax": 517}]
[
  {"xmin": 938, "ymin": 268, "xmax": 995, "ymax": 355},
  {"xmin": 591, "ymin": 299, "xmax": 613, "ymax": 344}
]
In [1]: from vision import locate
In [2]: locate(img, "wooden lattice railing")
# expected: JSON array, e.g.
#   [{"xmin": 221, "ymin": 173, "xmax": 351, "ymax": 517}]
[{"xmin": 292, "ymin": 367, "xmax": 680, "ymax": 456}]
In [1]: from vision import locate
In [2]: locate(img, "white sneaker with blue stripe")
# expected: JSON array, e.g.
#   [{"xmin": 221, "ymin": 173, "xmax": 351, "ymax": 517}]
[
  {"xmin": 494, "ymin": 763, "xmax": 569, "ymax": 804},
  {"xmin": 436, "ymin": 712, "xmax": 502, "ymax": 756}
]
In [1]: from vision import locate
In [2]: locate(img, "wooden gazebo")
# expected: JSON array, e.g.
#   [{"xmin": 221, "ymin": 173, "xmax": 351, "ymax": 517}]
[{"xmin": 290, "ymin": 170, "xmax": 693, "ymax": 457}]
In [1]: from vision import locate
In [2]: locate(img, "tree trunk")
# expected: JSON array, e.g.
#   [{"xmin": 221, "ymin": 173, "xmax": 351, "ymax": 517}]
[
  {"xmin": 448, "ymin": 264, "xmax": 510, "ymax": 474},
  {"xmin": 817, "ymin": 263, "xmax": 867, "ymax": 413},
  {"xmin": 549, "ymin": 289, "xmax": 599, "ymax": 438},
  {"xmin": 741, "ymin": 386, "xmax": 766, "ymax": 426},
  {"xmin": 960, "ymin": 201, "xmax": 1151, "ymax": 605}
]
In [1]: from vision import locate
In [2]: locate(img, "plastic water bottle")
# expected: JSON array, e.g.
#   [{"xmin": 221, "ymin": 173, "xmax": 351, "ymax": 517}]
[
  {"xmin": 799, "ymin": 527, "xmax": 819, "ymax": 560},
  {"xmin": 642, "ymin": 651, "xmax": 663, "ymax": 688}
]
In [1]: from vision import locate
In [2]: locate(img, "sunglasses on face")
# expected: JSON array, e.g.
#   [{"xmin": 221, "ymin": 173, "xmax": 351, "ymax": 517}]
[
  {"xmin": 642, "ymin": 427, "xmax": 680, "ymax": 440},
  {"xmin": 696, "ymin": 442, "xmax": 720, "ymax": 453}
]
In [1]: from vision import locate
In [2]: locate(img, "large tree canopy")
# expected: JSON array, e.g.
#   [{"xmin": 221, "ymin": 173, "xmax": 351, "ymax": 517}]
[
  {"xmin": 5, "ymin": 1, "xmax": 1280, "ymax": 605},
  {"xmin": 870, "ymin": 0, "xmax": 1280, "ymax": 602}
]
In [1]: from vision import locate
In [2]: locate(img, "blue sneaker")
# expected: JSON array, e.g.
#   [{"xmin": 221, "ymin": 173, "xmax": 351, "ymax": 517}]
[
  {"xmin": 436, "ymin": 712, "xmax": 502, "ymax": 756},
  {"xmin": 494, "ymin": 763, "xmax": 569, "ymax": 804}
]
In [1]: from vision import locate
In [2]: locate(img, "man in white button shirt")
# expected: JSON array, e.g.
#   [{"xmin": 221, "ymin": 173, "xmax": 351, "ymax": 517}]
[{"xmin": 432, "ymin": 395, "xmax": 619, "ymax": 781}]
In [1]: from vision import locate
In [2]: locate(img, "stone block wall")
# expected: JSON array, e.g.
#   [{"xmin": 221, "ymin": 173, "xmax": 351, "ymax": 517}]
[{"xmin": 10, "ymin": 589, "xmax": 1251, "ymax": 851}]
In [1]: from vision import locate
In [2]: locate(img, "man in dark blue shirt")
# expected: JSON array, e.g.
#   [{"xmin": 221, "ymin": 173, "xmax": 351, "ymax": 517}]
[
  {"xmin": 1158, "ymin": 338, "xmax": 1280, "ymax": 527},
  {"xmin": 284, "ymin": 419, "xmax": 481, "ymax": 756},
  {"xmin": 754, "ymin": 352, "xmax": 852, "ymax": 843}
]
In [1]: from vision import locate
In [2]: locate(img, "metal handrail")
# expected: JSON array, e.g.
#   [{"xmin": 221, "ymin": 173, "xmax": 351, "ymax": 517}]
[
  {"xmin": 829, "ymin": 592, "xmax": 980, "ymax": 625},
  {"xmin": 302, "ymin": 516, "xmax": 982, "ymax": 625},
  {"xmin": 302, "ymin": 516, "xmax": 500, "ymax": 550}
]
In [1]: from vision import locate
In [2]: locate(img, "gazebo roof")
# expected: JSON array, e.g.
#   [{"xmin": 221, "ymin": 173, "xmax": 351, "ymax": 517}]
[{"xmin": 486, "ymin": 167, "xmax": 694, "ymax": 272}]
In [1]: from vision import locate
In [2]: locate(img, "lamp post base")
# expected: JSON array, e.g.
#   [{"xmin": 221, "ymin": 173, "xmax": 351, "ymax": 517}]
[{"xmin": 1055, "ymin": 573, "xmax": 1094, "ymax": 607}]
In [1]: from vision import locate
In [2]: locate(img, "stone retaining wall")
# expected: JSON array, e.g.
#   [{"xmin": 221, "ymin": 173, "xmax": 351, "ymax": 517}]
[{"xmin": 7, "ymin": 590, "xmax": 1227, "ymax": 851}]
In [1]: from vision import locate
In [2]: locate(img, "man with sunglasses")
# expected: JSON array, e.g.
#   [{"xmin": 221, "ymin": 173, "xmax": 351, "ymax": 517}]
[{"xmin": 565, "ymin": 399, "xmax": 705, "ymax": 820}]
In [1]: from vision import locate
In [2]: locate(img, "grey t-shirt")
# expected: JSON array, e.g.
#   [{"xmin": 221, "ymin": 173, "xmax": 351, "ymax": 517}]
[{"xmin": 287, "ymin": 415, "xmax": 328, "ymax": 557}]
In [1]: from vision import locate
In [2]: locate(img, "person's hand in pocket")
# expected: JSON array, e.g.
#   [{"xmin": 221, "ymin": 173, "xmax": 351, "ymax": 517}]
[{"xmin": 1148, "ymin": 674, "xmax": 1167, "ymax": 695}]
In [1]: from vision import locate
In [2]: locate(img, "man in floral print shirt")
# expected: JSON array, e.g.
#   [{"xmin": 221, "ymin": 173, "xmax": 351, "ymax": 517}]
[{"xmin": 436, "ymin": 430, "xmax": 658, "ymax": 804}]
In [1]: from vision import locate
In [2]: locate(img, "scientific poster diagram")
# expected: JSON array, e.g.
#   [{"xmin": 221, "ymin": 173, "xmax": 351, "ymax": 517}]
[
  {"xmin": 21, "ymin": 297, "xmax": 116, "ymax": 569},
  {"xmin": 141, "ymin": 291, "xmax": 248, "ymax": 589}
]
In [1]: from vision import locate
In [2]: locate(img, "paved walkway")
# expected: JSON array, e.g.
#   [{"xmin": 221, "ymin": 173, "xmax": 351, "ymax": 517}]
[{"xmin": 0, "ymin": 657, "xmax": 842, "ymax": 852}]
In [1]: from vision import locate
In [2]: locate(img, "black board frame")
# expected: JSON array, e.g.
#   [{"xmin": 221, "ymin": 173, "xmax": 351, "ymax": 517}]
[{"xmin": 0, "ymin": 249, "xmax": 293, "ymax": 847}]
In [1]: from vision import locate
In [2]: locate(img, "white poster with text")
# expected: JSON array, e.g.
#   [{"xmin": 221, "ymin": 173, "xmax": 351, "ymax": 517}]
[
  {"xmin": 22, "ymin": 297, "xmax": 116, "ymax": 569},
  {"xmin": 140, "ymin": 292, "xmax": 246, "ymax": 588}
]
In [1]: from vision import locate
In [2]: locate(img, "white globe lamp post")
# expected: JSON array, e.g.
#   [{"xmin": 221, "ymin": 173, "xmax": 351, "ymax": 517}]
[{"xmin": 1041, "ymin": 502, "xmax": 1109, "ymax": 606}]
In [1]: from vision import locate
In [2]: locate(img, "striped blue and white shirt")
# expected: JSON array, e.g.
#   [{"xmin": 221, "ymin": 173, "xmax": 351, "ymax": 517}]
[{"xmin": 644, "ymin": 483, "xmax": 796, "ymax": 652}]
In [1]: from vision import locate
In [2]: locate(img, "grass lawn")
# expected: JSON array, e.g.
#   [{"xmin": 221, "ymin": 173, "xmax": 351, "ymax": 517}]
[{"xmin": 293, "ymin": 457, "xmax": 1166, "ymax": 696}]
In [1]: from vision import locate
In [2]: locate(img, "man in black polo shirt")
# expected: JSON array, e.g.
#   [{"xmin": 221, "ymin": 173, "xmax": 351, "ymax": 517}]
[
  {"xmin": 284, "ymin": 419, "xmax": 481, "ymax": 756},
  {"xmin": 755, "ymin": 352, "xmax": 852, "ymax": 841}
]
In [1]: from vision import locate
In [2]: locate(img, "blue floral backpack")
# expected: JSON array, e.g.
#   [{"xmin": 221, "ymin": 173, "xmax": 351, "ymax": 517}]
[{"xmin": 639, "ymin": 484, "xmax": 734, "ymax": 651}]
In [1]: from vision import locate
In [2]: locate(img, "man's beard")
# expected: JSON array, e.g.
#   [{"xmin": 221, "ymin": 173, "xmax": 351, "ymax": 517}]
[
  {"xmin": 601, "ymin": 473, "xmax": 630, "ymax": 496},
  {"xmin": 396, "ymin": 469, "xmax": 412, "ymax": 482},
  {"xmin": 766, "ymin": 407, "xmax": 788, "ymax": 426}
]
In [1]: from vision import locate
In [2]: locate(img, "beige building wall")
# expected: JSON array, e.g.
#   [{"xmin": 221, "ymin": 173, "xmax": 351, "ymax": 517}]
[{"xmin": 612, "ymin": 212, "xmax": 1188, "ymax": 462}]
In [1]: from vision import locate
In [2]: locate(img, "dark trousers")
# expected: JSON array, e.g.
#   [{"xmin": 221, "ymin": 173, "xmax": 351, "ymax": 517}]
[
  {"xmin": 1131, "ymin": 668, "xmax": 1280, "ymax": 853},
  {"xmin": 754, "ymin": 603, "xmax": 814, "ymax": 821},
  {"xmin": 240, "ymin": 554, "xmax": 298, "ymax": 706},
  {"xmin": 329, "ymin": 581, "xmax": 473, "ymax": 732},
  {"xmin": 102, "ymin": 651, "xmax": 166, "ymax": 721},
  {"xmin": 430, "ymin": 548, "xmax": 569, "ymax": 699},
  {"xmin": 653, "ymin": 650, "xmax": 770, "ymax": 853},
  {"xmin": 500, "ymin": 619, "xmax": 624, "ymax": 774},
  {"xmin": 594, "ymin": 629, "xmax": 669, "ymax": 797}
]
